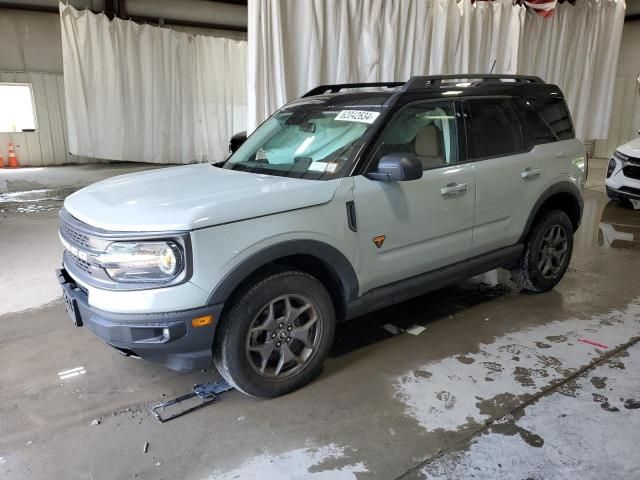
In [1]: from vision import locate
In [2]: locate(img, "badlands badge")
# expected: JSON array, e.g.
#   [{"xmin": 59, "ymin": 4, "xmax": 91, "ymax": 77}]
[{"xmin": 373, "ymin": 235, "xmax": 386, "ymax": 248}]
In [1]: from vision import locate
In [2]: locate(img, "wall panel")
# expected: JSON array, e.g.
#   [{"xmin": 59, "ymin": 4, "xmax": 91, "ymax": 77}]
[{"xmin": 0, "ymin": 70, "xmax": 97, "ymax": 166}]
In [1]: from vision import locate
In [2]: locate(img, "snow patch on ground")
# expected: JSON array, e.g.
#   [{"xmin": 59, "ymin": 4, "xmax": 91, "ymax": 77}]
[
  {"xmin": 394, "ymin": 299, "xmax": 640, "ymax": 432},
  {"xmin": 205, "ymin": 443, "xmax": 368, "ymax": 480},
  {"xmin": 419, "ymin": 343, "xmax": 640, "ymax": 479}
]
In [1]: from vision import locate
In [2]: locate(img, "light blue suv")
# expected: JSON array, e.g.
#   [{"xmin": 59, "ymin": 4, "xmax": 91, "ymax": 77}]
[{"xmin": 57, "ymin": 75, "xmax": 586, "ymax": 397}]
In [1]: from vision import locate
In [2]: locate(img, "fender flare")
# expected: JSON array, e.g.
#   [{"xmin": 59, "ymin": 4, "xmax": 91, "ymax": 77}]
[
  {"xmin": 207, "ymin": 239, "xmax": 360, "ymax": 306},
  {"xmin": 519, "ymin": 181, "xmax": 584, "ymax": 243}
]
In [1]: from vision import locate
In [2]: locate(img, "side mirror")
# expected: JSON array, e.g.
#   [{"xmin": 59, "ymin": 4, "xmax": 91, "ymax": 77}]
[
  {"xmin": 365, "ymin": 153, "xmax": 423, "ymax": 182},
  {"xmin": 229, "ymin": 131, "xmax": 247, "ymax": 154}
]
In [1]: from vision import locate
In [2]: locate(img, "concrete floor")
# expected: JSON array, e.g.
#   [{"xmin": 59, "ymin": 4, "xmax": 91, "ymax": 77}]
[{"xmin": 1, "ymin": 162, "xmax": 639, "ymax": 479}]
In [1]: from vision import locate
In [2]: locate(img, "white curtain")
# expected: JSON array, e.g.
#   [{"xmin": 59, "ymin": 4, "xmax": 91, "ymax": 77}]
[
  {"xmin": 248, "ymin": 0, "xmax": 524, "ymax": 131},
  {"xmin": 519, "ymin": 0, "xmax": 626, "ymax": 140},
  {"xmin": 60, "ymin": 3, "xmax": 247, "ymax": 164},
  {"xmin": 247, "ymin": 0, "xmax": 625, "ymax": 140}
]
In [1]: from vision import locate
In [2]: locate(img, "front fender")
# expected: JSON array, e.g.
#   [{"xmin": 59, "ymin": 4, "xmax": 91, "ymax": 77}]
[{"xmin": 206, "ymin": 239, "xmax": 359, "ymax": 305}]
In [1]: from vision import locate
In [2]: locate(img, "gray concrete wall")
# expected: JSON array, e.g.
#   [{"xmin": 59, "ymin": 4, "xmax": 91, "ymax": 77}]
[{"xmin": 0, "ymin": 9, "xmax": 64, "ymax": 73}]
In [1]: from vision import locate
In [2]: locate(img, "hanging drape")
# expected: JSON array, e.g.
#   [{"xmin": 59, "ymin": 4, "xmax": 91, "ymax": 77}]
[
  {"xmin": 247, "ymin": 0, "xmax": 625, "ymax": 140},
  {"xmin": 60, "ymin": 3, "xmax": 247, "ymax": 164},
  {"xmin": 248, "ymin": 0, "xmax": 525, "ymax": 132},
  {"xmin": 519, "ymin": 0, "xmax": 626, "ymax": 140}
]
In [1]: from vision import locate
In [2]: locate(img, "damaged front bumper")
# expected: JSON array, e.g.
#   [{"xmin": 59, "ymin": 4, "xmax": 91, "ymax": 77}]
[{"xmin": 55, "ymin": 268, "xmax": 222, "ymax": 372}]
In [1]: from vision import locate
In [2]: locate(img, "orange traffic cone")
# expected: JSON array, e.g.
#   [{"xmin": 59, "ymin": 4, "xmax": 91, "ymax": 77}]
[{"xmin": 7, "ymin": 143, "xmax": 19, "ymax": 168}]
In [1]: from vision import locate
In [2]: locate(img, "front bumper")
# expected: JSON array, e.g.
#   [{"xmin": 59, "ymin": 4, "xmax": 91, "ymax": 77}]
[
  {"xmin": 56, "ymin": 268, "xmax": 222, "ymax": 372},
  {"xmin": 606, "ymin": 185, "xmax": 640, "ymax": 201}
]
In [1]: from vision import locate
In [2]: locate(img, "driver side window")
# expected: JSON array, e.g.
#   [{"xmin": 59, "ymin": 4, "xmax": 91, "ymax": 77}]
[{"xmin": 376, "ymin": 101, "xmax": 458, "ymax": 170}]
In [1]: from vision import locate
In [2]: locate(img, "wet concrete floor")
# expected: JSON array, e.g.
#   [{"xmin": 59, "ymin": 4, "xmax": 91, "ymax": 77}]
[{"xmin": 0, "ymin": 166, "xmax": 639, "ymax": 479}]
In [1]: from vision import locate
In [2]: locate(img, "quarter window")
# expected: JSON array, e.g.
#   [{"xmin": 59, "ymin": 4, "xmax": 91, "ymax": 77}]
[
  {"xmin": 466, "ymin": 99, "xmax": 526, "ymax": 160},
  {"xmin": 513, "ymin": 97, "xmax": 574, "ymax": 143},
  {"xmin": 376, "ymin": 101, "xmax": 458, "ymax": 170}
]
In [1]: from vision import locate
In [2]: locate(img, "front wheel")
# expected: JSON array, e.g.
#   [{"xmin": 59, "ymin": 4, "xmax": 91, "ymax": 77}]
[
  {"xmin": 213, "ymin": 269, "xmax": 335, "ymax": 397},
  {"xmin": 511, "ymin": 210, "xmax": 574, "ymax": 293}
]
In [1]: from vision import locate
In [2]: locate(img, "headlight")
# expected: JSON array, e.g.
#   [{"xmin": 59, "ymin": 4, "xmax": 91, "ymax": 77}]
[
  {"xmin": 607, "ymin": 157, "xmax": 616, "ymax": 178},
  {"xmin": 98, "ymin": 241, "xmax": 184, "ymax": 283}
]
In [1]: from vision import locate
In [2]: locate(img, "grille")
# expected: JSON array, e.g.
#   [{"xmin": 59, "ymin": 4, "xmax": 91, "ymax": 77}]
[
  {"xmin": 71, "ymin": 254, "xmax": 92, "ymax": 274},
  {"xmin": 61, "ymin": 222, "xmax": 91, "ymax": 248},
  {"xmin": 619, "ymin": 186, "xmax": 640, "ymax": 197},
  {"xmin": 623, "ymin": 165, "xmax": 640, "ymax": 181}
]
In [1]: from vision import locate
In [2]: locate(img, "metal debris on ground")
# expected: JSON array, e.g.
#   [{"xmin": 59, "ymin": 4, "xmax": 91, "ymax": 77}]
[
  {"xmin": 578, "ymin": 338, "xmax": 609, "ymax": 349},
  {"xmin": 150, "ymin": 379, "xmax": 233, "ymax": 423},
  {"xmin": 383, "ymin": 323, "xmax": 426, "ymax": 336},
  {"xmin": 382, "ymin": 324, "xmax": 401, "ymax": 335},
  {"xmin": 143, "ymin": 442, "xmax": 149, "ymax": 453},
  {"xmin": 91, "ymin": 419, "xmax": 100, "ymax": 426}
]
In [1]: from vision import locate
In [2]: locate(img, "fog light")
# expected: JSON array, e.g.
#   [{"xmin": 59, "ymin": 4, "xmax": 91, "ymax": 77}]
[{"xmin": 162, "ymin": 328, "xmax": 170, "ymax": 341}]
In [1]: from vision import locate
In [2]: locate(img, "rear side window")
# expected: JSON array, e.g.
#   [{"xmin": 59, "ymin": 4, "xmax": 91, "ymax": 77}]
[
  {"xmin": 465, "ymin": 99, "xmax": 527, "ymax": 160},
  {"xmin": 513, "ymin": 97, "xmax": 574, "ymax": 144}
]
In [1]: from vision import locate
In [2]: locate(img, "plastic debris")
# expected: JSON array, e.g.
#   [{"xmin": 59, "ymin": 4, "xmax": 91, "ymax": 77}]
[
  {"xmin": 91, "ymin": 419, "xmax": 100, "ymax": 426},
  {"xmin": 405, "ymin": 325, "xmax": 426, "ymax": 336},
  {"xmin": 143, "ymin": 442, "xmax": 149, "ymax": 453},
  {"xmin": 578, "ymin": 338, "xmax": 608, "ymax": 349}
]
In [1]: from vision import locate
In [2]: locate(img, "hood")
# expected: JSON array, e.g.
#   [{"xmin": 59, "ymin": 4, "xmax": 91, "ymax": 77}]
[
  {"xmin": 64, "ymin": 164, "xmax": 340, "ymax": 232},
  {"xmin": 617, "ymin": 137, "xmax": 640, "ymax": 158}
]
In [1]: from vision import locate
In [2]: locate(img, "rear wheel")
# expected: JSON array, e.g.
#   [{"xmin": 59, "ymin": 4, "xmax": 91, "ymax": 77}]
[
  {"xmin": 511, "ymin": 210, "xmax": 573, "ymax": 293},
  {"xmin": 213, "ymin": 269, "xmax": 335, "ymax": 397}
]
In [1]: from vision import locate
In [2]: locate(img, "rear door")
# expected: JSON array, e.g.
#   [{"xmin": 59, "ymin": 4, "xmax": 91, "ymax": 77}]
[
  {"xmin": 464, "ymin": 97, "xmax": 547, "ymax": 255},
  {"xmin": 352, "ymin": 100, "xmax": 476, "ymax": 294}
]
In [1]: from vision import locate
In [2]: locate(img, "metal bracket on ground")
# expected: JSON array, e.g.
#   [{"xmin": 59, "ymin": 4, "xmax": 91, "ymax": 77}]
[{"xmin": 150, "ymin": 378, "xmax": 233, "ymax": 423}]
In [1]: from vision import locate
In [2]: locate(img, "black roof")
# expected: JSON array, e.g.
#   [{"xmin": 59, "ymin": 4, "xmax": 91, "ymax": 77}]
[{"xmin": 284, "ymin": 75, "xmax": 564, "ymax": 110}]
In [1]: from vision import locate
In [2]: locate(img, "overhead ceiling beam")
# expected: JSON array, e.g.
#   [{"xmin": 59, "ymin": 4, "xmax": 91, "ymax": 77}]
[{"xmin": 0, "ymin": 0, "xmax": 247, "ymax": 31}]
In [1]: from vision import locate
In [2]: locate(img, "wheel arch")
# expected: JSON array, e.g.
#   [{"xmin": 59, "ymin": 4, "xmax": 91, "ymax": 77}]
[
  {"xmin": 208, "ymin": 240, "xmax": 359, "ymax": 322},
  {"xmin": 519, "ymin": 181, "xmax": 583, "ymax": 243}
]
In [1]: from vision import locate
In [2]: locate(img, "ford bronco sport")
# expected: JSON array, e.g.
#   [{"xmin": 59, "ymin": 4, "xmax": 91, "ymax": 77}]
[{"xmin": 56, "ymin": 75, "xmax": 586, "ymax": 397}]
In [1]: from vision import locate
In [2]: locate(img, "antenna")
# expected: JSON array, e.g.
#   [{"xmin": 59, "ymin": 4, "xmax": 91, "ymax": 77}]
[{"xmin": 489, "ymin": 60, "xmax": 497, "ymax": 75}]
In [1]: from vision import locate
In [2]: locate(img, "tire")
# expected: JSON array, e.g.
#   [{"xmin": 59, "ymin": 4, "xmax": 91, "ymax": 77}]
[
  {"xmin": 213, "ymin": 268, "xmax": 335, "ymax": 397},
  {"xmin": 511, "ymin": 210, "xmax": 573, "ymax": 293}
]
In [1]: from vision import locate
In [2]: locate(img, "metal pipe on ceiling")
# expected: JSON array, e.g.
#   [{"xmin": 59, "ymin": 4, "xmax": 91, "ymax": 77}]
[{"xmin": 0, "ymin": 0, "xmax": 247, "ymax": 31}]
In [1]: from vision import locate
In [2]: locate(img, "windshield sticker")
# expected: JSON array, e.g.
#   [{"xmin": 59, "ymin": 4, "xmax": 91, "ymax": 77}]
[
  {"xmin": 325, "ymin": 162, "xmax": 338, "ymax": 173},
  {"xmin": 335, "ymin": 110, "xmax": 380, "ymax": 124},
  {"xmin": 255, "ymin": 148, "xmax": 268, "ymax": 161},
  {"xmin": 308, "ymin": 162, "xmax": 328, "ymax": 172}
]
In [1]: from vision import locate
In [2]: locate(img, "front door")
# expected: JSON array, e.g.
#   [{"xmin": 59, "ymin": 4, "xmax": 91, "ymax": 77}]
[{"xmin": 352, "ymin": 100, "xmax": 476, "ymax": 294}]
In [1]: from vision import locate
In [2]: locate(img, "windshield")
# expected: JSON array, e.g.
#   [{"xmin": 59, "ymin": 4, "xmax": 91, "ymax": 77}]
[{"xmin": 223, "ymin": 108, "xmax": 382, "ymax": 179}]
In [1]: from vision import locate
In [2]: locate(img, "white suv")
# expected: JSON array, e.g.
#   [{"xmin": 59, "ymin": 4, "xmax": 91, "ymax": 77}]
[
  {"xmin": 606, "ymin": 137, "xmax": 640, "ymax": 203},
  {"xmin": 56, "ymin": 75, "xmax": 586, "ymax": 397}
]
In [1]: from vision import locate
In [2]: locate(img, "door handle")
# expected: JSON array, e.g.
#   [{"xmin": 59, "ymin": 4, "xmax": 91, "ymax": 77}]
[
  {"xmin": 521, "ymin": 167, "xmax": 541, "ymax": 180},
  {"xmin": 440, "ymin": 182, "xmax": 468, "ymax": 196}
]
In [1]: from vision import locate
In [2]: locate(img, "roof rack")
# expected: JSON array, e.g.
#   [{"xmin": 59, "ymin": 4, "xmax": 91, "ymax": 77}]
[
  {"xmin": 302, "ymin": 74, "xmax": 545, "ymax": 97},
  {"xmin": 401, "ymin": 74, "xmax": 544, "ymax": 91},
  {"xmin": 302, "ymin": 82, "xmax": 404, "ymax": 98}
]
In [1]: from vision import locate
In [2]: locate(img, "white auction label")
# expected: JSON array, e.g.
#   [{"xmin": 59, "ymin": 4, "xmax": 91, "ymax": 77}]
[
  {"xmin": 308, "ymin": 161, "xmax": 328, "ymax": 172},
  {"xmin": 335, "ymin": 110, "xmax": 380, "ymax": 124}
]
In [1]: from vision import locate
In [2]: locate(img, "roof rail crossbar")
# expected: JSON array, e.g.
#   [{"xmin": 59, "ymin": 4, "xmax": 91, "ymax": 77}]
[
  {"xmin": 402, "ymin": 74, "xmax": 544, "ymax": 91},
  {"xmin": 302, "ymin": 82, "xmax": 404, "ymax": 98}
]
